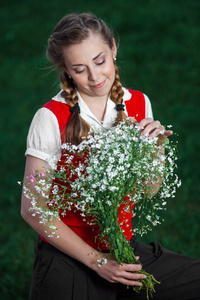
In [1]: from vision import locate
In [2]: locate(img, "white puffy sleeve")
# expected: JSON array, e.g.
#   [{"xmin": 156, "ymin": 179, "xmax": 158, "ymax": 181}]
[
  {"xmin": 25, "ymin": 107, "xmax": 61, "ymax": 161},
  {"xmin": 144, "ymin": 94, "xmax": 154, "ymax": 119}
]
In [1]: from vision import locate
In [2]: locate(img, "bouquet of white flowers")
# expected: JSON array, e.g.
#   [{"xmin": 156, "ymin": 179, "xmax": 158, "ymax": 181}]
[{"xmin": 23, "ymin": 119, "xmax": 181, "ymax": 299}]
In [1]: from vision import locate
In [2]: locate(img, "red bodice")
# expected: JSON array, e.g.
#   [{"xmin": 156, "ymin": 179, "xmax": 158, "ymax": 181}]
[{"xmin": 40, "ymin": 89, "xmax": 145, "ymax": 250}]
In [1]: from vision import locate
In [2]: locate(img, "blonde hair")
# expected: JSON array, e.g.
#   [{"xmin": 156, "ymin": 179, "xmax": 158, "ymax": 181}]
[{"xmin": 47, "ymin": 13, "xmax": 126, "ymax": 144}]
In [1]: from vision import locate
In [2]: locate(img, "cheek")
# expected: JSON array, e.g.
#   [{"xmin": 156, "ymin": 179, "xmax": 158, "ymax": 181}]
[
  {"xmin": 73, "ymin": 76, "xmax": 86, "ymax": 87},
  {"xmin": 110, "ymin": 65, "xmax": 116, "ymax": 83},
  {"xmin": 104, "ymin": 62, "xmax": 115, "ymax": 79}
]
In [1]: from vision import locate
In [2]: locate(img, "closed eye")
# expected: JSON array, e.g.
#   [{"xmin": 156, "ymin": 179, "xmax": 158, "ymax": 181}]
[
  {"xmin": 96, "ymin": 60, "xmax": 105, "ymax": 66},
  {"xmin": 74, "ymin": 68, "xmax": 86, "ymax": 74},
  {"xmin": 73, "ymin": 58, "xmax": 105, "ymax": 74}
]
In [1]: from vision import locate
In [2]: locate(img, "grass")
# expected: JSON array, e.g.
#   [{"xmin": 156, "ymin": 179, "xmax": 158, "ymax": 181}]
[{"xmin": 0, "ymin": 0, "xmax": 200, "ymax": 298}]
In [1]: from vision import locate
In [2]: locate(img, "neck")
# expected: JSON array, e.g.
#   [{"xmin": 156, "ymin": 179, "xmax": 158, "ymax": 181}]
[{"xmin": 79, "ymin": 93, "xmax": 109, "ymax": 122}]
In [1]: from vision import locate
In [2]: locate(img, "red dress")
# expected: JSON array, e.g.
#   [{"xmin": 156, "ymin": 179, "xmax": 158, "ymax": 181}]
[{"xmin": 40, "ymin": 90, "xmax": 146, "ymax": 250}]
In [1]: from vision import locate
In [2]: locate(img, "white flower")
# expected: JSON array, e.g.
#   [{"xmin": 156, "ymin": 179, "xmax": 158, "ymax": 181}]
[
  {"xmin": 52, "ymin": 185, "xmax": 59, "ymax": 195},
  {"xmin": 177, "ymin": 180, "xmax": 182, "ymax": 188},
  {"xmin": 25, "ymin": 120, "xmax": 180, "ymax": 241},
  {"xmin": 109, "ymin": 186, "xmax": 119, "ymax": 192}
]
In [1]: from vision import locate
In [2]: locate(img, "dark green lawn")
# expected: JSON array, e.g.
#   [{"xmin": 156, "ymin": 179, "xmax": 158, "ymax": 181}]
[{"xmin": 1, "ymin": 0, "xmax": 200, "ymax": 298}]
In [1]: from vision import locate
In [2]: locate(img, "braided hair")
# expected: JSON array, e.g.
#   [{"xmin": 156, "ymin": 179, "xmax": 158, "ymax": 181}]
[{"xmin": 46, "ymin": 13, "xmax": 126, "ymax": 145}]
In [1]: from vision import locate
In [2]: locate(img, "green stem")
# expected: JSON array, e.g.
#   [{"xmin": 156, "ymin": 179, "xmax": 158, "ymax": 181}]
[{"xmin": 98, "ymin": 208, "xmax": 160, "ymax": 300}]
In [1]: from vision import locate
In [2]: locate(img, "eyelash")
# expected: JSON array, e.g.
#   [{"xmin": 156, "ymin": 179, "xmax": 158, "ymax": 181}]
[
  {"xmin": 74, "ymin": 60, "xmax": 105, "ymax": 74},
  {"xmin": 97, "ymin": 60, "xmax": 105, "ymax": 65},
  {"xmin": 75, "ymin": 69, "xmax": 85, "ymax": 74}
]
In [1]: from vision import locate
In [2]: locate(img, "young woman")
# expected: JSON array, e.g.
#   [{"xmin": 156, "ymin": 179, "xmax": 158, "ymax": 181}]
[{"xmin": 21, "ymin": 13, "xmax": 200, "ymax": 300}]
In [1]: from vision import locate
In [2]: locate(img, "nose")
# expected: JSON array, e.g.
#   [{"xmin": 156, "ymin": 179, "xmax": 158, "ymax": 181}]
[{"xmin": 88, "ymin": 67, "xmax": 99, "ymax": 82}]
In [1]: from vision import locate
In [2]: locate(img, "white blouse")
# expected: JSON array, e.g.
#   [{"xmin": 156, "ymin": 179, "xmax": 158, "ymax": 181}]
[{"xmin": 25, "ymin": 87, "xmax": 153, "ymax": 162}]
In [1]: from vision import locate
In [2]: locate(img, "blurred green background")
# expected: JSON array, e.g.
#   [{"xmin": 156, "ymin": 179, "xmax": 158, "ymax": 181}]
[{"xmin": 1, "ymin": 0, "xmax": 200, "ymax": 298}]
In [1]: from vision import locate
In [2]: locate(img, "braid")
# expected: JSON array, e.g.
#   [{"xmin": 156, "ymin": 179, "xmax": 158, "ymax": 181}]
[
  {"xmin": 60, "ymin": 72, "xmax": 78, "ymax": 106},
  {"xmin": 110, "ymin": 61, "xmax": 128, "ymax": 125},
  {"xmin": 110, "ymin": 61, "xmax": 124, "ymax": 104},
  {"xmin": 60, "ymin": 72, "xmax": 90, "ymax": 145}
]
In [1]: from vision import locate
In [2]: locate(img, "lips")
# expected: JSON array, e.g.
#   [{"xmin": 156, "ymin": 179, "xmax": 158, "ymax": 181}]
[{"xmin": 92, "ymin": 79, "xmax": 106, "ymax": 89}]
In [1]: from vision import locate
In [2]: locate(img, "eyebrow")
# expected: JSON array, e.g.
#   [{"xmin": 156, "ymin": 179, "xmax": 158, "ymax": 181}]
[{"xmin": 71, "ymin": 52, "xmax": 104, "ymax": 67}]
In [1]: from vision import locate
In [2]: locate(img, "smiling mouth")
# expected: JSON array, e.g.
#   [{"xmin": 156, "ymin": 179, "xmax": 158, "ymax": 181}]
[{"xmin": 92, "ymin": 79, "xmax": 106, "ymax": 89}]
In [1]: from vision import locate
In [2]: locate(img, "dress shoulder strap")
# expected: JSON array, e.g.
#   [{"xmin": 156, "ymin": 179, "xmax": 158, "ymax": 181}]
[
  {"xmin": 42, "ymin": 100, "xmax": 71, "ymax": 143},
  {"xmin": 124, "ymin": 89, "xmax": 146, "ymax": 122}
]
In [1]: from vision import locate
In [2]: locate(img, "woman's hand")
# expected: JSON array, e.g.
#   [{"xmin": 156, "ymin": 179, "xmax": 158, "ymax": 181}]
[
  {"xmin": 93, "ymin": 254, "xmax": 146, "ymax": 287},
  {"xmin": 138, "ymin": 118, "xmax": 173, "ymax": 145}
]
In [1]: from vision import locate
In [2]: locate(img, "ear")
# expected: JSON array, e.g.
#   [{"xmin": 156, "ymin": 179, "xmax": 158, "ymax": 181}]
[
  {"xmin": 112, "ymin": 38, "xmax": 117, "ymax": 60},
  {"xmin": 64, "ymin": 70, "xmax": 72, "ymax": 79}
]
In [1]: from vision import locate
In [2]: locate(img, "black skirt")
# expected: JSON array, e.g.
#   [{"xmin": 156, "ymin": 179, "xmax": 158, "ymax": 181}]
[{"xmin": 30, "ymin": 237, "xmax": 200, "ymax": 300}]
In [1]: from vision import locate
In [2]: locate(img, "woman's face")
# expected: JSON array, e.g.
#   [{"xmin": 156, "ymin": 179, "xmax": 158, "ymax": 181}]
[{"xmin": 63, "ymin": 34, "xmax": 117, "ymax": 102}]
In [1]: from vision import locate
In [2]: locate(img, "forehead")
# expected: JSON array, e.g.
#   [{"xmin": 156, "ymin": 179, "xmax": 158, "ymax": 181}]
[{"xmin": 63, "ymin": 34, "xmax": 112, "ymax": 65}]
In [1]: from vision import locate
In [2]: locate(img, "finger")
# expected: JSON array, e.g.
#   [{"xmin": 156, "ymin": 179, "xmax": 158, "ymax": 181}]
[
  {"xmin": 156, "ymin": 129, "xmax": 173, "ymax": 146},
  {"xmin": 137, "ymin": 118, "xmax": 154, "ymax": 130},
  {"xmin": 119, "ymin": 271, "xmax": 147, "ymax": 281},
  {"xmin": 163, "ymin": 130, "xmax": 173, "ymax": 137},
  {"xmin": 149, "ymin": 126, "xmax": 165, "ymax": 138},
  {"xmin": 111, "ymin": 272, "xmax": 146, "ymax": 286},
  {"xmin": 120, "ymin": 263, "xmax": 143, "ymax": 272},
  {"xmin": 141, "ymin": 120, "xmax": 161, "ymax": 137},
  {"xmin": 157, "ymin": 130, "xmax": 173, "ymax": 141},
  {"xmin": 113, "ymin": 277, "xmax": 144, "ymax": 286}
]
